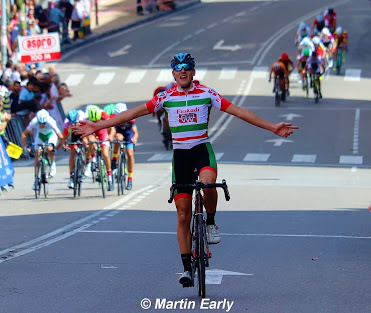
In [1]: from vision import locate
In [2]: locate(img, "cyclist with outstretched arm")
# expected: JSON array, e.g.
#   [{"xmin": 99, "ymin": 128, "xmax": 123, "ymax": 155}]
[{"xmin": 73, "ymin": 53, "xmax": 299, "ymax": 287}]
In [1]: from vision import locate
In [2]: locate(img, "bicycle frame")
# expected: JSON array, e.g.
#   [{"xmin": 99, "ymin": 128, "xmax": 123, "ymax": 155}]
[{"xmin": 168, "ymin": 179, "xmax": 230, "ymax": 298}]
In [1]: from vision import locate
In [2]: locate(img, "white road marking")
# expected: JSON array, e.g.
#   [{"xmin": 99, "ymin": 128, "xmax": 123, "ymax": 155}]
[
  {"xmin": 243, "ymin": 153, "xmax": 270, "ymax": 162},
  {"xmin": 194, "ymin": 68, "xmax": 207, "ymax": 81},
  {"xmin": 0, "ymin": 186, "xmax": 154, "ymax": 264},
  {"xmin": 93, "ymin": 72, "xmax": 115, "ymax": 85},
  {"xmin": 265, "ymin": 139, "xmax": 293, "ymax": 147},
  {"xmin": 125, "ymin": 70, "xmax": 147, "ymax": 83},
  {"xmin": 65, "ymin": 73, "xmax": 84, "ymax": 86},
  {"xmin": 215, "ymin": 152, "xmax": 224, "ymax": 160},
  {"xmin": 218, "ymin": 67, "xmax": 238, "ymax": 80},
  {"xmin": 353, "ymin": 109, "xmax": 360, "ymax": 154},
  {"xmin": 148, "ymin": 153, "xmax": 173, "ymax": 161},
  {"xmin": 81, "ymin": 230, "xmax": 371, "ymax": 240},
  {"xmin": 291, "ymin": 154, "xmax": 317, "ymax": 163},
  {"xmin": 251, "ymin": 66, "xmax": 268, "ymax": 78},
  {"xmin": 344, "ymin": 68, "xmax": 362, "ymax": 81},
  {"xmin": 339, "ymin": 155, "xmax": 363, "ymax": 165},
  {"xmin": 156, "ymin": 69, "xmax": 173, "ymax": 82},
  {"xmin": 280, "ymin": 113, "xmax": 303, "ymax": 121}
]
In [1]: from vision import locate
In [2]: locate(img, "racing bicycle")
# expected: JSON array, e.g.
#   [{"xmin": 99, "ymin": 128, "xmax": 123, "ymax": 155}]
[
  {"xmin": 70, "ymin": 140, "xmax": 86, "ymax": 198},
  {"xmin": 34, "ymin": 143, "xmax": 53, "ymax": 199},
  {"xmin": 273, "ymin": 77, "xmax": 286, "ymax": 107},
  {"xmin": 168, "ymin": 179, "xmax": 230, "ymax": 298},
  {"xmin": 112, "ymin": 140, "xmax": 129, "ymax": 196},
  {"xmin": 88, "ymin": 140, "xmax": 109, "ymax": 198}
]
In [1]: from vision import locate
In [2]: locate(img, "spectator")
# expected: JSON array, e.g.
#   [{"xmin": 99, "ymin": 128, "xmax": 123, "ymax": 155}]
[
  {"xmin": 48, "ymin": 1, "xmax": 64, "ymax": 34},
  {"xmin": 59, "ymin": 0, "xmax": 73, "ymax": 43},
  {"xmin": 0, "ymin": 81, "xmax": 11, "ymax": 114},
  {"xmin": 49, "ymin": 73, "xmax": 69, "ymax": 129},
  {"xmin": 1, "ymin": 60, "xmax": 14, "ymax": 82},
  {"xmin": 9, "ymin": 80, "xmax": 21, "ymax": 114},
  {"xmin": 18, "ymin": 80, "xmax": 37, "ymax": 126},
  {"xmin": 71, "ymin": 0, "xmax": 84, "ymax": 41}
]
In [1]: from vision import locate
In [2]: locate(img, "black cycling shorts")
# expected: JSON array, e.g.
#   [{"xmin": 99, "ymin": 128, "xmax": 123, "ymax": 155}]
[{"xmin": 172, "ymin": 142, "xmax": 217, "ymax": 198}]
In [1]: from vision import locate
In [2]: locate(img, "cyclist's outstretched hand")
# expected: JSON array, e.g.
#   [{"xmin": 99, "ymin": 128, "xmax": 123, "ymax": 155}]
[
  {"xmin": 273, "ymin": 122, "xmax": 299, "ymax": 138},
  {"xmin": 72, "ymin": 120, "xmax": 98, "ymax": 137}
]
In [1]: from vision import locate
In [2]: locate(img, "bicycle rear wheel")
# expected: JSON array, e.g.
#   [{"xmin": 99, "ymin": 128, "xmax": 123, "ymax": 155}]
[
  {"xmin": 73, "ymin": 156, "xmax": 79, "ymax": 198},
  {"xmin": 42, "ymin": 161, "xmax": 50, "ymax": 198},
  {"xmin": 77, "ymin": 158, "xmax": 83, "ymax": 197},
  {"xmin": 35, "ymin": 161, "xmax": 42, "ymax": 199}
]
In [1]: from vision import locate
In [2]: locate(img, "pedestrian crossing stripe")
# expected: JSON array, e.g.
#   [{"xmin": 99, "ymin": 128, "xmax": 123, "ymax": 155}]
[
  {"xmin": 339, "ymin": 155, "xmax": 363, "ymax": 165},
  {"xmin": 291, "ymin": 154, "xmax": 316, "ymax": 163},
  {"xmin": 93, "ymin": 72, "xmax": 115, "ymax": 85},
  {"xmin": 125, "ymin": 70, "xmax": 147, "ymax": 83},
  {"xmin": 65, "ymin": 73, "xmax": 84, "ymax": 86},
  {"xmin": 344, "ymin": 69, "xmax": 362, "ymax": 82},
  {"xmin": 243, "ymin": 153, "xmax": 270, "ymax": 162},
  {"xmin": 218, "ymin": 67, "xmax": 238, "ymax": 80}
]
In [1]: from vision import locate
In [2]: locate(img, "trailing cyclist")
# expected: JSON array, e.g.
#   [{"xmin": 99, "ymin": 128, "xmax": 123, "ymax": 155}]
[
  {"xmin": 268, "ymin": 61, "xmax": 288, "ymax": 99},
  {"xmin": 73, "ymin": 52, "xmax": 298, "ymax": 287},
  {"xmin": 333, "ymin": 26, "xmax": 348, "ymax": 72},
  {"xmin": 63, "ymin": 109, "xmax": 88, "ymax": 189},
  {"xmin": 296, "ymin": 37, "xmax": 314, "ymax": 84},
  {"xmin": 320, "ymin": 27, "xmax": 336, "ymax": 68},
  {"xmin": 87, "ymin": 106, "xmax": 115, "ymax": 191},
  {"xmin": 111, "ymin": 102, "xmax": 139, "ymax": 191},
  {"xmin": 311, "ymin": 14, "xmax": 326, "ymax": 37},
  {"xmin": 305, "ymin": 51, "xmax": 324, "ymax": 99},
  {"xmin": 295, "ymin": 22, "xmax": 311, "ymax": 46},
  {"xmin": 277, "ymin": 53, "xmax": 294, "ymax": 96},
  {"xmin": 21, "ymin": 109, "xmax": 64, "ymax": 189},
  {"xmin": 324, "ymin": 8, "xmax": 337, "ymax": 33}
]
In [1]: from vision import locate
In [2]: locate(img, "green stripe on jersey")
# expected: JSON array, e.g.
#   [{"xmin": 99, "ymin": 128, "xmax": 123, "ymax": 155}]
[
  {"xmin": 170, "ymin": 123, "xmax": 208, "ymax": 133},
  {"xmin": 164, "ymin": 98, "xmax": 211, "ymax": 108}
]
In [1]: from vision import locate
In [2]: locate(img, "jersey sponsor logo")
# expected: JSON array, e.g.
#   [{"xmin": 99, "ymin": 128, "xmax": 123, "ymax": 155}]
[
  {"xmin": 179, "ymin": 113, "xmax": 197, "ymax": 123},
  {"xmin": 176, "ymin": 107, "xmax": 200, "ymax": 115}
]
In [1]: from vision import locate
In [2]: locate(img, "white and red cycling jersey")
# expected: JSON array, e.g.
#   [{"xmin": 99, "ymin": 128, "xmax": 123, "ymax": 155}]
[
  {"xmin": 146, "ymin": 83, "xmax": 231, "ymax": 149},
  {"xmin": 320, "ymin": 33, "xmax": 335, "ymax": 46},
  {"xmin": 324, "ymin": 9, "xmax": 337, "ymax": 29}
]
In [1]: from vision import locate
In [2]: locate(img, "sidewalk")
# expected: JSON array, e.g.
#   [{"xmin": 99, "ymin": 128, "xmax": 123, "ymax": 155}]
[{"xmin": 62, "ymin": 0, "xmax": 200, "ymax": 53}]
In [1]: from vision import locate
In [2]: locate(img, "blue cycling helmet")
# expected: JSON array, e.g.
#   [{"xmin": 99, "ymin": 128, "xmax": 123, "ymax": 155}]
[
  {"xmin": 317, "ymin": 14, "xmax": 324, "ymax": 22},
  {"xmin": 299, "ymin": 22, "xmax": 307, "ymax": 30},
  {"xmin": 171, "ymin": 53, "xmax": 196, "ymax": 69},
  {"xmin": 67, "ymin": 109, "xmax": 79, "ymax": 124}
]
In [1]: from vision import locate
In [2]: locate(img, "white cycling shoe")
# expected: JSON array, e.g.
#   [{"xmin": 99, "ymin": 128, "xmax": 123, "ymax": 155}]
[
  {"xmin": 206, "ymin": 224, "xmax": 221, "ymax": 244},
  {"xmin": 49, "ymin": 162, "xmax": 56, "ymax": 177}
]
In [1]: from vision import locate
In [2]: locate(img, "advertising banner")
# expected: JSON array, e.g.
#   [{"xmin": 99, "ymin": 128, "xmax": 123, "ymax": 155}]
[
  {"xmin": 18, "ymin": 32, "xmax": 61, "ymax": 63},
  {"xmin": 0, "ymin": 136, "xmax": 14, "ymax": 187}
]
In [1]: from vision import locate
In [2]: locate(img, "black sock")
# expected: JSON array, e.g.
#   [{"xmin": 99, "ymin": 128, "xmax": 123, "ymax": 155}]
[
  {"xmin": 181, "ymin": 253, "xmax": 192, "ymax": 272},
  {"xmin": 206, "ymin": 212, "xmax": 215, "ymax": 226}
]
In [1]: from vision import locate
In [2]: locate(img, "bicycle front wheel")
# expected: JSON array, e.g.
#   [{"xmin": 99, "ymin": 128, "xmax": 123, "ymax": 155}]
[
  {"xmin": 197, "ymin": 212, "xmax": 206, "ymax": 298},
  {"xmin": 97, "ymin": 155, "xmax": 106, "ymax": 198},
  {"xmin": 117, "ymin": 153, "xmax": 125, "ymax": 196},
  {"xmin": 73, "ymin": 156, "xmax": 79, "ymax": 198}
]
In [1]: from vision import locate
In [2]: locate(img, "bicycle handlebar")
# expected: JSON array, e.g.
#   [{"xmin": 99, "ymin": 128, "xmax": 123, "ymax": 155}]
[{"xmin": 168, "ymin": 179, "xmax": 230, "ymax": 204}]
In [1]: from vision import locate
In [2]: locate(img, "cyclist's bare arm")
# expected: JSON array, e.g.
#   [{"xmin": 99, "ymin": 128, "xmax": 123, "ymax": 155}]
[
  {"xmin": 225, "ymin": 104, "xmax": 298, "ymax": 137},
  {"xmin": 132, "ymin": 125, "xmax": 139, "ymax": 144},
  {"xmin": 73, "ymin": 104, "xmax": 149, "ymax": 137}
]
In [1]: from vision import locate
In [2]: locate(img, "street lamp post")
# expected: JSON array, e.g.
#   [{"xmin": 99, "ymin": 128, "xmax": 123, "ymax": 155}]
[{"xmin": 1, "ymin": 0, "xmax": 8, "ymax": 67}]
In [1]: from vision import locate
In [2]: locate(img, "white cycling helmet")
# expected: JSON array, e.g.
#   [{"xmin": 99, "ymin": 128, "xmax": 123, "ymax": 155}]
[
  {"xmin": 299, "ymin": 22, "xmax": 307, "ymax": 30},
  {"xmin": 37, "ymin": 109, "xmax": 49, "ymax": 124},
  {"xmin": 321, "ymin": 27, "xmax": 330, "ymax": 36},
  {"xmin": 115, "ymin": 102, "xmax": 128, "ymax": 114},
  {"xmin": 312, "ymin": 36, "xmax": 321, "ymax": 45}
]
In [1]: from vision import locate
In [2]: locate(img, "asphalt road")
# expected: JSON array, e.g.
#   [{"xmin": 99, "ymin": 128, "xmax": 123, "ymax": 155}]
[{"xmin": 1, "ymin": 0, "xmax": 371, "ymax": 312}]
